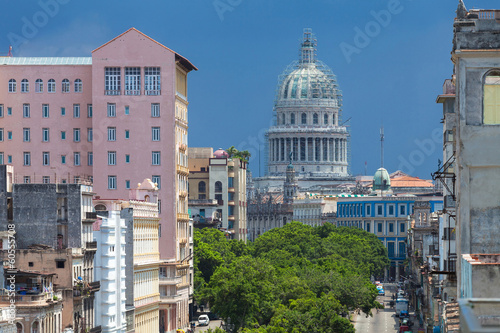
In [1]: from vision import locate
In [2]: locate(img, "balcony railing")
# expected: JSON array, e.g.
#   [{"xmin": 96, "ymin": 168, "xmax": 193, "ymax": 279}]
[
  {"xmin": 86, "ymin": 241, "xmax": 97, "ymax": 250},
  {"xmin": 105, "ymin": 90, "xmax": 121, "ymax": 96},
  {"xmin": 145, "ymin": 89, "xmax": 161, "ymax": 96},
  {"xmin": 125, "ymin": 90, "xmax": 141, "ymax": 96}
]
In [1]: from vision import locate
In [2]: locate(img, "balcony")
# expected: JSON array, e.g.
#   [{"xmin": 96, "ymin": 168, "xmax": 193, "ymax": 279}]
[
  {"xmin": 179, "ymin": 143, "xmax": 187, "ymax": 152},
  {"xmin": 159, "ymin": 275, "xmax": 182, "ymax": 286},
  {"xmin": 176, "ymin": 165, "xmax": 189, "ymax": 176},
  {"xmin": 73, "ymin": 280, "xmax": 100, "ymax": 298},
  {"xmin": 145, "ymin": 89, "xmax": 161, "ymax": 96},
  {"xmin": 86, "ymin": 241, "xmax": 97, "ymax": 251},
  {"xmin": 177, "ymin": 213, "xmax": 189, "ymax": 222}
]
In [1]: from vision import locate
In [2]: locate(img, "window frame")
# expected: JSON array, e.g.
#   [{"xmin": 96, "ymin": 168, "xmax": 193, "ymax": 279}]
[
  {"xmin": 8, "ymin": 79, "xmax": 16, "ymax": 93},
  {"xmin": 47, "ymin": 79, "xmax": 56, "ymax": 93},
  {"xmin": 61, "ymin": 79, "xmax": 70, "ymax": 93}
]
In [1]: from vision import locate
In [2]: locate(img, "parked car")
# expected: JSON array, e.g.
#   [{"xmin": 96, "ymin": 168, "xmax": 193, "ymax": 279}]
[
  {"xmin": 198, "ymin": 314, "xmax": 210, "ymax": 326},
  {"xmin": 378, "ymin": 289, "xmax": 385, "ymax": 296}
]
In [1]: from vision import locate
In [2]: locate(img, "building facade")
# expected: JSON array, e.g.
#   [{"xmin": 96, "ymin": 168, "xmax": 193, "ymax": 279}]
[
  {"xmin": 0, "ymin": 28, "xmax": 197, "ymax": 332},
  {"xmin": 188, "ymin": 148, "xmax": 247, "ymax": 241}
]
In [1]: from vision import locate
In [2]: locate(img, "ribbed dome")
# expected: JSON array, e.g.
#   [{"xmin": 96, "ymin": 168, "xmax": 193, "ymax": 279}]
[{"xmin": 275, "ymin": 29, "xmax": 341, "ymax": 107}]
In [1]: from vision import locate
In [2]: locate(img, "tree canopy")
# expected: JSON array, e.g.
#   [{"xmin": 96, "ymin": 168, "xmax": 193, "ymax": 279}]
[{"xmin": 194, "ymin": 222, "xmax": 389, "ymax": 332}]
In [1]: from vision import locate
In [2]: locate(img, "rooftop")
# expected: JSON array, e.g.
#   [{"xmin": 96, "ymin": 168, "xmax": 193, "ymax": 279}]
[{"xmin": 0, "ymin": 57, "xmax": 92, "ymax": 65}]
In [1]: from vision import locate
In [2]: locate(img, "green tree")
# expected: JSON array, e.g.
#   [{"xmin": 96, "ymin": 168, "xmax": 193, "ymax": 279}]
[{"xmin": 226, "ymin": 146, "xmax": 238, "ymax": 158}]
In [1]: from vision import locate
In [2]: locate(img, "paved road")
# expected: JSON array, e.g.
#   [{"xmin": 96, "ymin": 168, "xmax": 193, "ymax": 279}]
[
  {"xmin": 353, "ymin": 284, "xmax": 400, "ymax": 333},
  {"xmin": 194, "ymin": 319, "xmax": 222, "ymax": 332}
]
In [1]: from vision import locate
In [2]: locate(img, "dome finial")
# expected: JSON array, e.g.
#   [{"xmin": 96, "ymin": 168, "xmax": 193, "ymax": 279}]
[{"xmin": 299, "ymin": 28, "xmax": 317, "ymax": 65}]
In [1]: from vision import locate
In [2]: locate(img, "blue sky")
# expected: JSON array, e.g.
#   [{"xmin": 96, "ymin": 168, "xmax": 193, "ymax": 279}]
[{"xmin": 1, "ymin": 0, "xmax": 498, "ymax": 179}]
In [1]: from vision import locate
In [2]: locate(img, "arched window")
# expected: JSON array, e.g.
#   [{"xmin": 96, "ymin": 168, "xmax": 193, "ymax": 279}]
[
  {"xmin": 21, "ymin": 79, "xmax": 29, "ymax": 93},
  {"xmin": 48, "ymin": 79, "xmax": 56, "ymax": 93},
  {"xmin": 32, "ymin": 321, "xmax": 39, "ymax": 333},
  {"xmin": 74, "ymin": 79, "xmax": 82, "ymax": 93},
  {"xmin": 215, "ymin": 181, "xmax": 222, "ymax": 193},
  {"xmin": 8, "ymin": 79, "xmax": 16, "ymax": 93},
  {"xmin": 198, "ymin": 181, "xmax": 206, "ymax": 193},
  {"xmin": 94, "ymin": 204, "xmax": 107, "ymax": 211},
  {"xmin": 301, "ymin": 113, "xmax": 307, "ymax": 124},
  {"xmin": 313, "ymin": 113, "xmax": 318, "ymax": 124},
  {"xmin": 62, "ymin": 79, "xmax": 70, "ymax": 93},
  {"xmin": 484, "ymin": 70, "xmax": 500, "ymax": 124},
  {"xmin": 290, "ymin": 113, "xmax": 295, "ymax": 125},
  {"xmin": 16, "ymin": 322, "xmax": 22, "ymax": 333},
  {"xmin": 324, "ymin": 114, "xmax": 328, "ymax": 124},
  {"xmin": 35, "ymin": 79, "xmax": 43, "ymax": 93}
]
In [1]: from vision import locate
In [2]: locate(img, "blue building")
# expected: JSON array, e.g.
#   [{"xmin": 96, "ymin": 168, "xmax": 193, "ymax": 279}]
[{"xmin": 336, "ymin": 168, "xmax": 443, "ymax": 280}]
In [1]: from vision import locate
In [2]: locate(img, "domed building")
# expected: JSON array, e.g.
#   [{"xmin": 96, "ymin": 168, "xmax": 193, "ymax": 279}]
[{"xmin": 255, "ymin": 29, "xmax": 352, "ymax": 192}]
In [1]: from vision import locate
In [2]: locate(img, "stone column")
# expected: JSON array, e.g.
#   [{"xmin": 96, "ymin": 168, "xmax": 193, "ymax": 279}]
[{"xmin": 305, "ymin": 137, "xmax": 309, "ymax": 162}]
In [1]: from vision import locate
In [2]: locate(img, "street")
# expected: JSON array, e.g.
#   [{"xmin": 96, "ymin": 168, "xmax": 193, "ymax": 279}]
[{"xmin": 353, "ymin": 283, "xmax": 416, "ymax": 333}]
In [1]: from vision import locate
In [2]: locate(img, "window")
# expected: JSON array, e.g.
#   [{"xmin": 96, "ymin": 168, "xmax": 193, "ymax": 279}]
[
  {"xmin": 56, "ymin": 261, "xmax": 64, "ymax": 269},
  {"xmin": 198, "ymin": 181, "xmax": 206, "ymax": 193},
  {"xmin": 61, "ymin": 131, "xmax": 66, "ymax": 140},
  {"xmin": 152, "ymin": 151, "xmax": 160, "ymax": 165},
  {"xmin": 62, "ymin": 79, "xmax": 70, "ymax": 93},
  {"xmin": 125, "ymin": 106, "xmax": 129, "ymax": 115},
  {"xmin": 377, "ymin": 222, "xmax": 383, "ymax": 233},
  {"xmin": 73, "ymin": 128, "xmax": 80, "ymax": 142},
  {"xmin": 125, "ymin": 67, "xmax": 141, "ymax": 95},
  {"xmin": 389, "ymin": 223, "xmax": 394, "ymax": 233},
  {"xmin": 42, "ymin": 104, "xmax": 49, "ymax": 118},
  {"xmin": 87, "ymin": 128, "xmax": 92, "ymax": 142},
  {"xmin": 7, "ymin": 155, "xmax": 12, "ymax": 163},
  {"xmin": 324, "ymin": 114, "xmax": 328, "ymax": 124},
  {"xmin": 74, "ymin": 176, "xmax": 80, "ymax": 184},
  {"xmin": 228, "ymin": 177, "xmax": 234, "ymax": 188},
  {"xmin": 125, "ymin": 180, "xmax": 131, "ymax": 189},
  {"xmin": 21, "ymin": 79, "xmax": 29, "ymax": 93},
  {"xmin": 151, "ymin": 103, "xmax": 160, "ymax": 117},
  {"xmin": 35, "ymin": 79, "xmax": 43, "ymax": 92},
  {"xmin": 107, "ymin": 103, "xmax": 116, "ymax": 117},
  {"xmin": 0, "ymin": 153, "xmax": 3, "ymax": 164},
  {"xmin": 48, "ymin": 79, "xmax": 55, "ymax": 93},
  {"xmin": 290, "ymin": 113, "xmax": 295, "ymax": 124},
  {"xmin": 332, "ymin": 114, "xmax": 336, "ymax": 125},
  {"xmin": 23, "ymin": 104, "xmax": 30, "ymax": 118},
  {"xmin": 0, "ymin": 129, "xmax": 3, "ymax": 142},
  {"xmin": 43, "ymin": 152, "xmax": 50, "ymax": 166},
  {"xmin": 125, "ymin": 154, "xmax": 130, "ymax": 163},
  {"xmin": 388, "ymin": 204, "xmax": 395, "ymax": 216},
  {"xmin": 108, "ymin": 151, "xmax": 116, "ymax": 165},
  {"xmin": 8, "ymin": 79, "xmax": 16, "ymax": 93},
  {"xmin": 125, "ymin": 130, "xmax": 130, "ymax": 139},
  {"xmin": 107, "ymin": 127, "xmax": 116, "ymax": 141},
  {"xmin": 313, "ymin": 113, "xmax": 318, "ymax": 124},
  {"xmin": 145, "ymin": 67, "xmax": 161, "ymax": 95},
  {"xmin": 7, "ymin": 131, "xmax": 12, "ymax": 140},
  {"xmin": 400, "ymin": 223, "xmax": 405, "ymax": 233},
  {"xmin": 152, "ymin": 175, "xmax": 161, "ymax": 189},
  {"xmin": 74, "ymin": 152, "xmax": 80, "ymax": 166},
  {"xmin": 446, "ymin": 130, "xmax": 454, "ymax": 142},
  {"xmin": 61, "ymin": 155, "xmax": 66, "ymax": 164},
  {"xmin": 108, "ymin": 176, "xmax": 117, "ymax": 189},
  {"xmin": 74, "ymin": 79, "xmax": 82, "ymax": 93},
  {"xmin": 42, "ymin": 176, "xmax": 50, "ymax": 183},
  {"xmin": 61, "ymin": 107, "xmax": 66, "ymax": 116},
  {"xmin": 301, "ymin": 112, "xmax": 307, "ymax": 124},
  {"xmin": 42, "ymin": 128, "xmax": 49, "ymax": 142},
  {"xmin": 0, "ymin": 105, "xmax": 3, "ymax": 117},
  {"xmin": 23, "ymin": 128, "xmax": 30, "ymax": 142},
  {"xmin": 387, "ymin": 242, "xmax": 395, "ymax": 258},
  {"xmin": 399, "ymin": 205, "xmax": 406, "ymax": 216},
  {"xmin": 366, "ymin": 222, "xmax": 370, "ymax": 233},
  {"xmin": 484, "ymin": 71, "xmax": 500, "ymax": 124},
  {"xmin": 87, "ymin": 104, "xmax": 92, "ymax": 118},
  {"xmin": 88, "ymin": 152, "xmax": 93, "ymax": 166},
  {"xmin": 281, "ymin": 113, "xmax": 285, "ymax": 125},
  {"xmin": 23, "ymin": 176, "xmax": 30, "ymax": 184},
  {"xmin": 398, "ymin": 242, "xmax": 406, "ymax": 258},
  {"xmin": 376, "ymin": 204, "xmax": 383, "ymax": 216},
  {"xmin": 73, "ymin": 104, "xmax": 80, "ymax": 118},
  {"xmin": 152, "ymin": 127, "xmax": 160, "ymax": 141},
  {"xmin": 105, "ymin": 67, "xmax": 121, "ymax": 95},
  {"xmin": 215, "ymin": 181, "xmax": 223, "ymax": 193},
  {"xmin": 7, "ymin": 107, "xmax": 11, "ymax": 116},
  {"xmin": 23, "ymin": 152, "xmax": 30, "ymax": 166}
]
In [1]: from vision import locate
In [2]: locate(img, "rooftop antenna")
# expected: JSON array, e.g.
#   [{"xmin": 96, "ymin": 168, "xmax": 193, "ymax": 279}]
[{"xmin": 380, "ymin": 125, "xmax": 384, "ymax": 168}]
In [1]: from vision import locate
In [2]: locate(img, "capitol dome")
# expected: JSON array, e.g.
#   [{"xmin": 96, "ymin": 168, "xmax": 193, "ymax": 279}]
[{"xmin": 275, "ymin": 29, "xmax": 341, "ymax": 107}]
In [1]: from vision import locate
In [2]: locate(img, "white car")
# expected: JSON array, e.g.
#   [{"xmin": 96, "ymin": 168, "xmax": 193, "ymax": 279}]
[{"xmin": 198, "ymin": 314, "xmax": 210, "ymax": 326}]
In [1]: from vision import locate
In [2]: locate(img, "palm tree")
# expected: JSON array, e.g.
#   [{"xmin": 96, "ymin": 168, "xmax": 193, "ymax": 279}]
[
  {"xmin": 238, "ymin": 150, "xmax": 251, "ymax": 163},
  {"xmin": 226, "ymin": 146, "xmax": 238, "ymax": 158}
]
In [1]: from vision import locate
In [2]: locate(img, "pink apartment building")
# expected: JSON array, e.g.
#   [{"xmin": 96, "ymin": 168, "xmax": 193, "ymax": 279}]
[{"xmin": 0, "ymin": 28, "xmax": 196, "ymax": 332}]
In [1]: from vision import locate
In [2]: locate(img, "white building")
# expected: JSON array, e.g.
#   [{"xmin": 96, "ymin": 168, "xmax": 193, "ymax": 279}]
[{"xmin": 94, "ymin": 210, "xmax": 127, "ymax": 333}]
